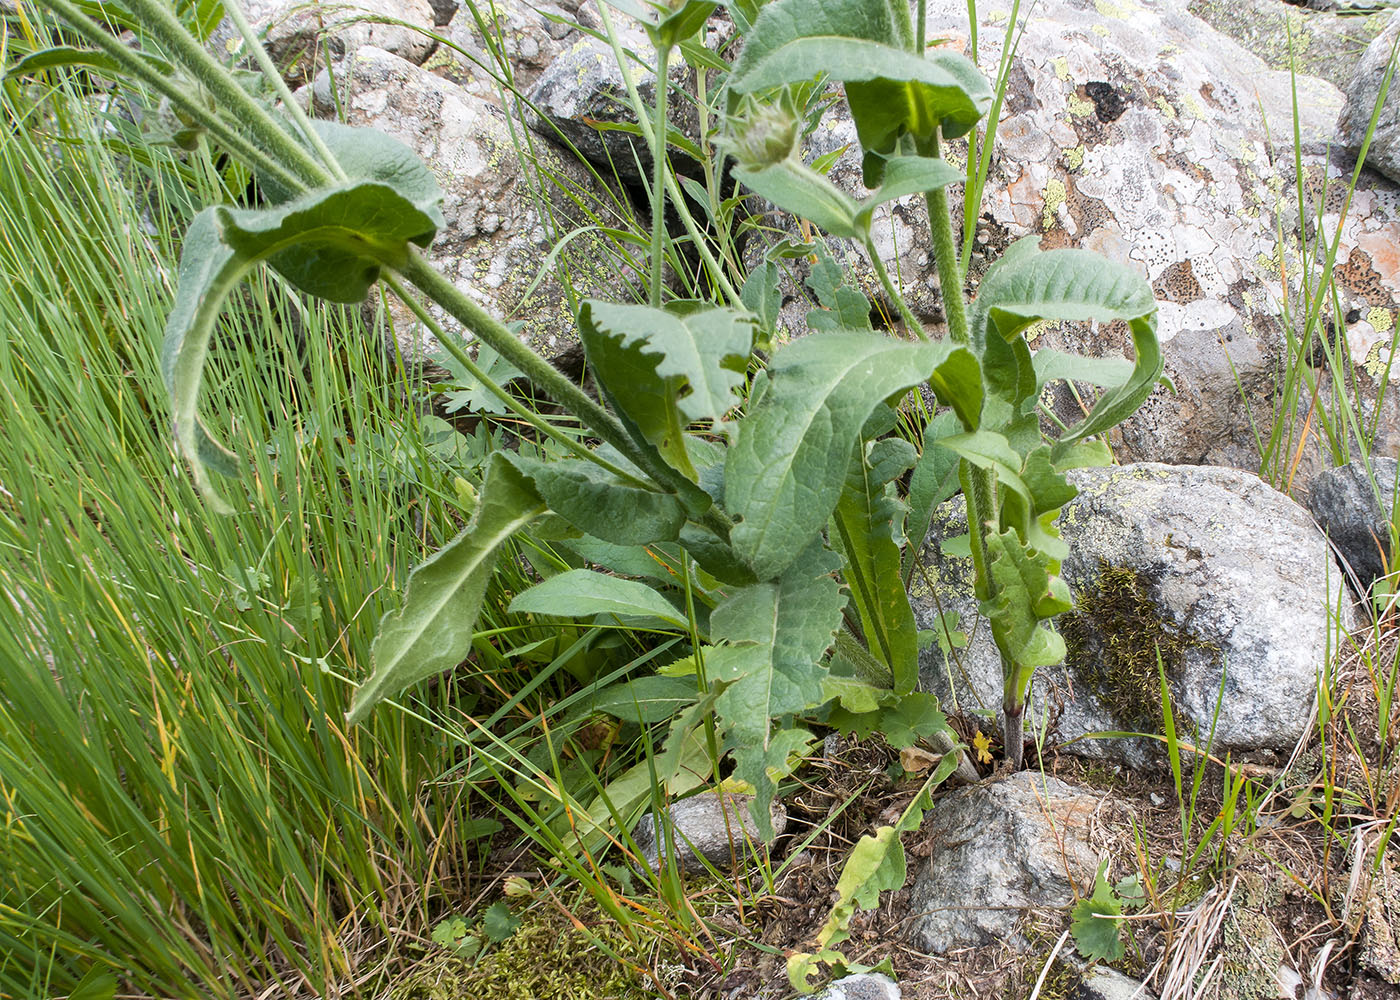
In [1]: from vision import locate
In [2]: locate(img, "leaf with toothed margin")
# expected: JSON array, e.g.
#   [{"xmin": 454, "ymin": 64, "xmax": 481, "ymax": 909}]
[
  {"xmin": 579, "ymin": 302, "xmax": 756, "ymax": 479},
  {"xmin": 705, "ymin": 540, "xmax": 843, "ymax": 839},
  {"xmin": 348, "ymin": 453, "xmax": 546, "ymax": 725},
  {"xmin": 724, "ymin": 331, "xmax": 973, "ymax": 580}
]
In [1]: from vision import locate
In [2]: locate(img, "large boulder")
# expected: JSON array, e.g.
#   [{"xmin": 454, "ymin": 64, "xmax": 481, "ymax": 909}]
[
  {"xmin": 750, "ymin": 0, "xmax": 1400, "ymax": 473},
  {"xmin": 1339, "ymin": 11, "xmax": 1400, "ymax": 183},
  {"xmin": 311, "ymin": 46, "xmax": 643, "ymax": 361},
  {"xmin": 1306, "ymin": 456, "xmax": 1398, "ymax": 591},
  {"xmin": 214, "ymin": 0, "xmax": 438, "ymax": 81},
  {"xmin": 914, "ymin": 464, "xmax": 1355, "ymax": 767},
  {"xmin": 906, "ymin": 772, "xmax": 1102, "ymax": 953}
]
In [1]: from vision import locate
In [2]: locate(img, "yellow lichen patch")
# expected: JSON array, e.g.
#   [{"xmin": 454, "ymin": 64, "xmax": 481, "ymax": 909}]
[
  {"xmin": 1042, "ymin": 178, "xmax": 1066, "ymax": 231},
  {"xmin": 1024, "ymin": 318, "xmax": 1052, "ymax": 345},
  {"xmin": 1053, "ymin": 56, "xmax": 1071, "ymax": 81},
  {"xmin": 1181, "ymin": 93, "xmax": 1204, "ymax": 120},
  {"xmin": 1153, "ymin": 96, "xmax": 1176, "ymax": 120},
  {"xmin": 1255, "ymin": 249, "xmax": 1282, "ymax": 277},
  {"xmin": 1369, "ymin": 307, "xmax": 1395, "ymax": 334},
  {"xmin": 1065, "ymin": 144, "xmax": 1086, "ymax": 171},
  {"xmin": 1094, "ymin": 0, "xmax": 1131, "ymax": 17},
  {"xmin": 1068, "ymin": 94, "xmax": 1094, "ymax": 118},
  {"xmin": 1364, "ymin": 341, "xmax": 1393, "ymax": 379},
  {"xmin": 1092, "ymin": 23, "xmax": 1110, "ymax": 37}
]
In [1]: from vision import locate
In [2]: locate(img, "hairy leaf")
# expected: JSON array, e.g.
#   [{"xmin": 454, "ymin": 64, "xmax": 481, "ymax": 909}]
[
  {"xmin": 725, "ymin": 331, "xmax": 967, "ymax": 579},
  {"xmin": 509, "ymin": 569, "xmax": 688, "ymax": 629},
  {"xmin": 806, "ymin": 247, "xmax": 872, "ymax": 331},
  {"xmin": 707, "ymin": 541, "xmax": 843, "ymax": 836},
  {"xmin": 507, "ymin": 454, "xmax": 686, "ymax": 546},
  {"xmin": 586, "ymin": 675, "xmax": 700, "ymax": 724},
  {"xmin": 733, "ymin": 159, "xmax": 863, "ymax": 239},
  {"xmin": 983, "ymin": 529, "xmax": 1071, "ymax": 704},
  {"xmin": 349, "ymin": 454, "xmax": 545, "ymax": 724}
]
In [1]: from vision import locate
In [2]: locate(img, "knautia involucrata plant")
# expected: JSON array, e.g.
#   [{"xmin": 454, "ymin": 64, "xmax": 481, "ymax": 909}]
[{"xmin": 39, "ymin": 0, "xmax": 1160, "ymax": 987}]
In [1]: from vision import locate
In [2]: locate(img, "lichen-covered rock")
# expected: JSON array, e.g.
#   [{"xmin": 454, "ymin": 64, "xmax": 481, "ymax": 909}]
[
  {"xmin": 813, "ymin": 972, "xmax": 900, "ymax": 1000},
  {"xmin": 1073, "ymin": 967, "xmax": 1159, "ymax": 1000},
  {"xmin": 632, "ymin": 791, "xmax": 786, "ymax": 874},
  {"xmin": 914, "ymin": 464, "xmax": 1354, "ymax": 767},
  {"xmin": 1186, "ymin": 0, "xmax": 1393, "ymax": 90},
  {"xmin": 906, "ymin": 772, "xmax": 1102, "ymax": 953},
  {"xmin": 524, "ymin": 17, "xmax": 729, "ymax": 181},
  {"xmin": 215, "ymin": 0, "xmax": 437, "ymax": 81},
  {"xmin": 1307, "ymin": 457, "xmax": 1398, "ymax": 591},
  {"xmin": 779, "ymin": 0, "xmax": 1400, "ymax": 471},
  {"xmin": 1339, "ymin": 11, "xmax": 1400, "ymax": 183},
  {"xmin": 438, "ymin": 0, "xmax": 596, "ymax": 100},
  {"xmin": 311, "ymin": 46, "xmax": 642, "ymax": 361}
]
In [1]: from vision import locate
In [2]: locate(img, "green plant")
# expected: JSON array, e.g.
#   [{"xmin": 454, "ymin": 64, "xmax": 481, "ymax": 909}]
[{"xmin": 38, "ymin": 0, "xmax": 1162, "ymax": 987}]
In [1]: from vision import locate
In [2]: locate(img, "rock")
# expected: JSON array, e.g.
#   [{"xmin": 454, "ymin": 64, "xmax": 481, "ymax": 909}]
[
  {"xmin": 1339, "ymin": 12, "xmax": 1400, "ymax": 183},
  {"xmin": 214, "ymin": 0, "xmax": 438, "ymax": 82},
  {"xmin": 1359, "ymin": 853, "xmax": 1400, "ymax": 985},
  {"xmin": 915, "ymin": 464, "xmax": 1355, "ymax": 767},
  {"xmin": 1187, "ymin": 0, "xmax": 1393, "ymax": 91},
  {"xmin": 1073, "ymin": 967, "xmax": 1159, "ymax": 1000},
  {"xmin": 813, "ymin": 973, "xmax": 900, "ymax": 1000},
  {"xmin": 525, "ymin": 17, "xmax": 729, "ymax": 181},
  {"xmin": 632, "ymin": 792, "xmax": 786, "ymax": 874},
  {"xmin": 438, "ymin": 0, "xmax": 597, "ymax": 100},
  {"xmin": 783, "ymin": 0, "xmax": 1400, "ymax": 472},
  {"xmin": 906, "ymin": 772, "xmax": 1102, "ymax": 953},
  {"xmin": 311, "ymin": 46, "xmax": 642, "ymax": 361},
  {"xmin": 1306, "ymin": 457, "xmax": 1398, "ymax": 591}
]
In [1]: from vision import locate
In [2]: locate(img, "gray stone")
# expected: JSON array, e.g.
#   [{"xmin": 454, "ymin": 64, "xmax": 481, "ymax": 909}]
[
  {"xmin": 1073, "ymin": 966, "xmax": 1159, "ymax": 1000},
  {"xmin": 1187, "ymin": 0, "xmax": 1393, "ymax": 91},
  {"xmin": 439, "ymin": 0, "xmax": 596, "ymax": 100},
  {"xmin": 312, "ymin": 46, "xmax": 642, "ymax": 361},
  {"xmin": 1339, "ymin": 12, "xmax": 1400, "ymax": 183},
  {"xmin": 906, "ymin": 772, "xmax": 1102, "ymax": 953},
  {"xmin": 524, "ymin": 17, "xmax": 729, "ymax": 181},
  {"xmin": 915, "ymin": 464, "xmax": 1355, "ymax": 767},
  {"xmin": 813, "ymin": 972, "xmax": 900, "ymax": 1000},
  {"xmin": 632, "ymin": 792, "xmax": 787, "ymax": 874},
  {"xmin": 1307, "ymin": 457, "xmax": 1399, "ymax": 590},
  {"xmin": 214, "ymin": 0, "xmax": 437, "ymax": 81},
  {"xmin": 773, "ymin": 0, "xmax": 1400, "ymax": 472}
]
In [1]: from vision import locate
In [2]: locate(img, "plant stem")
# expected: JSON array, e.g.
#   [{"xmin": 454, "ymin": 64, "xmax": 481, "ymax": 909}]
[
  {"xmin": 1002, "ymin": 695, "xmax": 1024, "ymax": 771},
  {"xmin": 115, "ymin": 0, "xmax": 334, "ymax": 188},
  {"xmin": 220, "ymin": 0, "xmax": 348, "ymax": 181},
  {"xmin": 866, "ymin": 239, "xmax": 927, "ymax": 340},
  {"xmin": 383, "ymin": 276, "xmax": 654, "ymax": 488},
  {"xmin": 649, "ymin": 43, "xmax": 672, "ymax": 308},
  {"xmin": 918, "ymin": 133, "xmax": 969, "ymax": 345},
  {"xmin": 595, "ymin": 2, "xmax": 743, "ymax": 306},
  {"xmin": 43, "ymin": 0, "xmax": 308, "ymax": 194},
  {"xmin": 397, "ymin": 252, "xmax": 711, "ymax": 511}
]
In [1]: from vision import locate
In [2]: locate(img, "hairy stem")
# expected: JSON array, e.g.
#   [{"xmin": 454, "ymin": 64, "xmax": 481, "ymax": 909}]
[
  {"xmin": 649, "ymin": 43, "xmax": 672, "ymax": 308},
  {"xmin": 382, "ymin": 276, "xmax": 653, "ymax": 488},
  {"xmin": 43, "ymin": 0, "xmax": 308, "ymax": 194},
  {"xmin": 398, "ymin": 252, "xmax": 712, "ymax": 512}
]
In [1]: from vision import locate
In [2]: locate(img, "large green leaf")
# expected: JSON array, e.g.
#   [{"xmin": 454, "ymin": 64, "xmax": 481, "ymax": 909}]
[
  {"xmin": 725, "ymin": 331, "xmax": 970, "ymax": 579},
  {"xmin": 579, "ymin": 302, "xmax": 756, "ymax": 478},
  {"xmin": 706, "ymin": 541, "xmax": 843, "ymax": 836},
  {"xmin": 982, "ymin": 528, "xmax": 1071, "ymax": 705},
  {"xmin": 348, "ymin": 454, "xmax": 545, "ymax": 724},
  {"xmin": 163, "ymin": 124, "xmax": 444, "ymax": 510},
  {"xmin": 732, "ymin": 159, "xmax": 863, "ymax": 238},
  {"xmin": 585, "ymin": 675, "xmax": 700, "ymax": 724},
  {"xmin": 506, "ymin": 454, "xmax": 686, "ymax": 546},
  {"xmin": 967, "ymin": 239, "xmax": 1162, "ymax": 456},
  {"xmin": 831, "ymin": 437, "xmax": 919, "ymax": 694},
  {"xmin": 509, "ymin": 569, "xmax": 689, "ymax": 629},
  {"xmin": 730, "ymin": 0, "xmax": 991, "ymax": 152},
  {"xmin": 216, "ymin": 180, "xmax": 441, "ymax": 303}
]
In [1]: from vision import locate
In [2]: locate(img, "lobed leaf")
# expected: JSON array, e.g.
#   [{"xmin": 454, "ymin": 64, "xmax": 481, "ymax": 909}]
[
  {"xmin": 725, "ymin": 331, "xmax": 970, "ymax": 579},
  {"xmin": 348, "ymin": 454, "xmax": 546, "ymax": 724},
  {"xmin": 706, "ymin": 541, "xmax": 844, "ymax": 837}
]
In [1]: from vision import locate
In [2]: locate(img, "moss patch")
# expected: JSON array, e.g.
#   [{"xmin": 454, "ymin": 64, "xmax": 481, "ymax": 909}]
[
  {"xmin": 1059, "ymin": 562, "xmax": 1219, "ymax": 734},
  {"xmin": 387, "ymin": 906, "xmax": 675, "ymax": 1000}
]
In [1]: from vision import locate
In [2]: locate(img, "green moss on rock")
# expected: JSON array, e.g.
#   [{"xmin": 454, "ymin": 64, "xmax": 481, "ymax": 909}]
[{"xmin": 1059, "ymin": 562, "xmax": 1219, "ymax": 734}]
